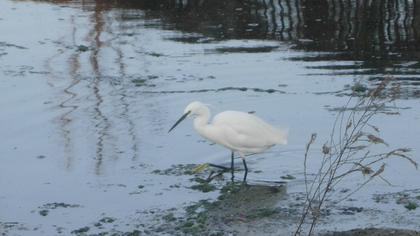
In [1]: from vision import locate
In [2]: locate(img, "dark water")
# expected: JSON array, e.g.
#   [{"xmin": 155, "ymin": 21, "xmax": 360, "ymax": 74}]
[
  {"xmin": 64, "ymin": 0, "xmax": 420, "ymax": 96},
  {"xmin": 120, "ymin": 0, "xmax": 420, "ymax": 51}
]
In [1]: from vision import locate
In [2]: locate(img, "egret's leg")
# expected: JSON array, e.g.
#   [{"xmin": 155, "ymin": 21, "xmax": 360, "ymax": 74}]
[
  {"xmin": 231, "ymin": 151, "xmax": 235, "ymax": 181},
  {"xmin": 242, "ymin": 158, "xmax": 248, "ymax": 182},
  {"xmin": 231, "ymin": 151, "xmax": 235, "ymax": 170}
]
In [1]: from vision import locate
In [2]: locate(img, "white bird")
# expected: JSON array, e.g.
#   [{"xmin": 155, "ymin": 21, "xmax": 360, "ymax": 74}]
[{"xmin": 168, "ymin": 101, "xmax": 288, "ymax": 181}]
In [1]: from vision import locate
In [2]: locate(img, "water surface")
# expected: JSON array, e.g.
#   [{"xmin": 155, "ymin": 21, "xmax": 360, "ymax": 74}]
[{"xmin": 1, "ymin": 0, "xmax": 419, "ymax": 235}]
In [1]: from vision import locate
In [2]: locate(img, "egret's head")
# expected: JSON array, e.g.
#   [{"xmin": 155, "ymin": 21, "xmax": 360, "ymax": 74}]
[
  {"xmin": 168, "ymin": 101, "xmax": 209, "ymax": 133},
  {"xmin": 184, "ymin": 101, "xmax": 208, "ymax": 117}
]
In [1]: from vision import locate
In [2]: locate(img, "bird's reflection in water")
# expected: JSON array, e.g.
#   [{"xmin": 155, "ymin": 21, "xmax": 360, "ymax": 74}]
[
  {"xmin": 204, "ymin": 181, "xmax": 287, "ymax": 227},
  {"xmin": 218, "ymin": 181, "xmax": 286, "ymax": 207},
  {"xmin": 180, "ymin": 175, "xmax": 294, "ymax": 235},
  {"xmin": 194, "ymin": 163, "xmax": 287, "ymax": 213}
]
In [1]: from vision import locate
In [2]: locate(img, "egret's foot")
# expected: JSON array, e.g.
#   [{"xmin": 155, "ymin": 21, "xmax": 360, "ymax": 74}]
[
  {"xmin": 206, "ymin": 163, "xmax": 238, "ymax": 182},
  {"xmin": 206, "ymin": 170, "xmax": 214, "ymax": 182},
  {"xmin": 206, "ymin": 170, "xmax": 226, "ymax": 182},
  {"xmin": 242, "ymin": 171, "xmax": 248, "ymax": 182}
]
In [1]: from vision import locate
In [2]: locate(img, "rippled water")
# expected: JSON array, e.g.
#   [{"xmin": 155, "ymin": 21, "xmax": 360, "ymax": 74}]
[{"xmin": 1, "ymin": 0, "xmax": 419, "ymax": 235}]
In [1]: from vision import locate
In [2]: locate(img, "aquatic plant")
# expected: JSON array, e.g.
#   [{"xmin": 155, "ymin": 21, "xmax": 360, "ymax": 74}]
[{"xmin": 295, "ymin": 78, "xmax": 417, "ymax": 235}]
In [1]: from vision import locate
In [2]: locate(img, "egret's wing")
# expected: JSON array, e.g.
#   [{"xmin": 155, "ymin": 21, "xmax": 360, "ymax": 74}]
[{"xmin": 212, "ymin": 111, "xmax": 281, "ymax": 151}]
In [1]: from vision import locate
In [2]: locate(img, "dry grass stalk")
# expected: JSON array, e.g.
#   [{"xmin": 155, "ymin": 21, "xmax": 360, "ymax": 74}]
[{"xmin": 294, "ymin": 78, "xmax": 417, "ymax": 236}]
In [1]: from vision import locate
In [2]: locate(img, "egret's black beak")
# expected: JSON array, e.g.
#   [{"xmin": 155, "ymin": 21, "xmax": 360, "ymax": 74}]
[{"xmin": 168, "ymin": 111, "xmax": 191, "ymax": 133}]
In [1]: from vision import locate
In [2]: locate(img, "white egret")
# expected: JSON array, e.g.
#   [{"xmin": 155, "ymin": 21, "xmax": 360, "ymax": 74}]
[{"xmin": 168, "ymin": 101, "xmax": 288, "ymax": 181}]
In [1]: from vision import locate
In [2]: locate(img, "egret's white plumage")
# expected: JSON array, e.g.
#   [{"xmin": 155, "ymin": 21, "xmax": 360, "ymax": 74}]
[
  {"xmin": 169, "ymin": 101, "xmax": 288, "ymax": 180},
  {"xmin": 211, "ymin": 110, "xmax": 287, "ymax": 154}
]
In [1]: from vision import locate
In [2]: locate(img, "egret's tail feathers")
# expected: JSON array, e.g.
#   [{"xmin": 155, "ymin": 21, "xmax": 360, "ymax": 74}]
[{"xmin": 274, "ymin": 127, "xmax": 288, "ymax": 145}]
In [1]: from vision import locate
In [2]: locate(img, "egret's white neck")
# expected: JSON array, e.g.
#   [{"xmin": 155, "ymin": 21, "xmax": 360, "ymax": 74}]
[{"xmin": 193, "ymin": 106, "xmax": 211, "ymax": 131}]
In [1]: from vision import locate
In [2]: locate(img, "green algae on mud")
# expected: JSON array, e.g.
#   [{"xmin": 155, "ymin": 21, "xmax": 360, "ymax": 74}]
[
  {"xmin": 405, "ymin": 202, "xmax": 418, "ymax": 211},
  {"xmin": 190, "ymin": 177, "xmax": 217, "ymax": 193},
  {"xmin": 373, "ymin": 188, "xmax": 420, "ymax": 211},
  {"xmin": 148, "ymin": 178, "xmax": 290, "ymax": 235},
  {"xmin": 71, "ymin": 226, "xmax": 90, "ymax": 234},
  {"xmin": 148, "ymin": 164, "xmax": 420, "ymax": 235},
  {"xmin": 36, "ymin": 202, "xmax": 81, "ymax": 217},
  {"xmin": 151, "ymin": 164, "xmax": 199, "ymax": 176},
  {"xmin": 5, "ymin": 163, "xmax": 420, "ymax": 235}
]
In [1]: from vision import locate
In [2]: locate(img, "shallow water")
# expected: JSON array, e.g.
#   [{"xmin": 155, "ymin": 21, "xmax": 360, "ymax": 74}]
[{"xmin": 1, "ymin": 0, "xmax": 420, "ymax": 235}]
